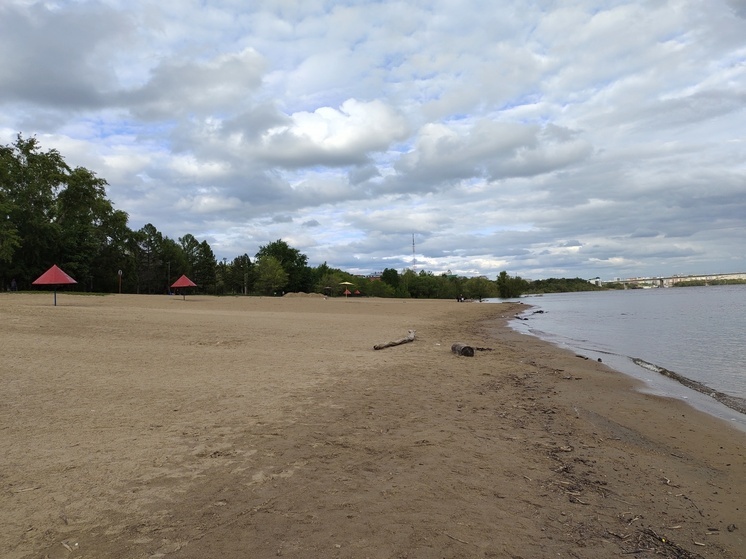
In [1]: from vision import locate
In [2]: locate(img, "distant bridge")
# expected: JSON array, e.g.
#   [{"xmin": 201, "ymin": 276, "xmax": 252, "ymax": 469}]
[{"xmin": 609, "ymin": 272, "xmax": 746, "ymax": 288}]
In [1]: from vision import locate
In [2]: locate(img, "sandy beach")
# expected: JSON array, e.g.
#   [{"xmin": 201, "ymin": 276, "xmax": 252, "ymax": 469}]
[{"xmin": 1, "ymin": 292, "xmax": 744, "ymax": 559}]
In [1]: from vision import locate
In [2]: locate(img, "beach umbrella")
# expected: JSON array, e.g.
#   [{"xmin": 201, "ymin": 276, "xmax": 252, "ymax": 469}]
[
  {"xmin": 339, "ymin": 281, "xmax": 354, "ymax": 299},
  {"xmin": 171, "ymin": 274, "xmax": 197, "ymax": 300},
  {"xmin": 32, "ymin": 264, "xmax": 77, "ymax": 306}
]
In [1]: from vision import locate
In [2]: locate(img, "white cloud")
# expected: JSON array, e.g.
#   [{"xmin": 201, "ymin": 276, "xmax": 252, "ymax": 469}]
[
  {"xmin": 260, "ymin": 99, "xmax": 409, "ymax": 166},
  {"xmin": 174, "ymin": 192, "xmax": 244, "ymax": 214},
  {"xmin": 1, "ymin": 0, "xmax": 744, "ymax": 280}
]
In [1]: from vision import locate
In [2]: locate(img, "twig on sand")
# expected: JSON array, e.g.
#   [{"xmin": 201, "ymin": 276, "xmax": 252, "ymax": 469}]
[
  {"xmin": 12, "ymin": 486, "xmax": 41, "ymax": 493},
  {"xmin": 373, "ymin": 330, "xmax": 416, "ymax": 350},
  {"xmin": 677, "ymin": 494, "xmax": 705, "ymax": 517},
  {"xmin": 444, "ymin": 532, "xmax": 474, "ymax": 546}
]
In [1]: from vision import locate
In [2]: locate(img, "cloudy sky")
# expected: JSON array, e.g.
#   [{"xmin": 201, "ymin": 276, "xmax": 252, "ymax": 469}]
[{"xmin": 2, "ymin": 0, "xmax": 745, "ymax": 280}]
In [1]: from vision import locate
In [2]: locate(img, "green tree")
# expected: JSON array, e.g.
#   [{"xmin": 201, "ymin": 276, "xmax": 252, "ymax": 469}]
[
  {"xmin": 409, "ymin": 270, "xmax": 439, "ymax": 298},
  {"xmin": 437, "ymin": 273, "xmax": 463, "ymax": 300},
  {"xmin": 179, "ymin": 234, "xmax": 200, "ymax": 276},
  {"xmin": 310, "ymin": 262, "xmax": 336, "ymax": 294},
  {"xmin": 465, "ymin": 276, "xmax": 497, "ymax": 301},
  {"xmin": 0, "ymin": 134, "xmax": 68, "ymax": 287},
  {"xmin": 255, "ymin": 255, "xmax": 288, "ymax": 295},
  {"xmin": 255, "ymin": 239, "xmax": 311, "ymax": 293},
  {"xmin": 0, "ymin": 191, "xmax": 20, "ymax": 266},
  {"xmin": 134, "ymin": 224, "xmax": 166, "ymax": 294},
  {"xmin": 194, "ymin": 240, "xmax": 217, "ymax": 292},
  {"xmin": 225, "ymin": 254, "xmax": 254, "ymax": 295},
  {"xmin": 496, "ymin": 271, "xmax": 529, "ymax": 298},
  {"xmin": 91, "ymin": 207, "xmax": 132, "ymax": 292},
  {"xmin": 0, "ymin": 134, "xmax": 135, "ymax": 292},
  {"xmin": 398, "ymin": 269, "xmax": 416, "ymax": 298},
  {"xmin": 161, "ymin": 236, "xmax": 187, "ymax": 292},
  {"xmin": 56, "ymin": 166, "xmax": 122, "ymax": 290},
  {"xmin": 363, "ymin": 278, "xmax": 395, "ymax": 297},
  {"xmin": 316, "ymin": 271, "xmax": 343, "ymax": 296},
  {"xmin": 172, "ymin": 235, "xmax": 216, "ymax": 293},
  {"xmin": 215, "ymin": 258, "xmax": 228, "ymax": 295},
  {"xmin": 380, "ymin": 268, "xmax": 400, "ymax": 289},
  {"xmin": 526, "ymin": 277, "xmax": 603, "ymax": 294}
]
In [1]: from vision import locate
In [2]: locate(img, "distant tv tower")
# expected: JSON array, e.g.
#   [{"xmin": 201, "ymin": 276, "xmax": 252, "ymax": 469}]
[{"xmin": 412, "ymin": 233, "xmax": 416, "ymax": 271}]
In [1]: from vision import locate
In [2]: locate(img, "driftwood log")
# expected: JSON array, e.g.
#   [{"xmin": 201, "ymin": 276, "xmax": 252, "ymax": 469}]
[
  {"xmin": 373, "ymin": 330, "xmax": 416, "ymax": 350},
  {"xmin": 451, "ymin": 343, "xmax": 475, "ymax": 357}
]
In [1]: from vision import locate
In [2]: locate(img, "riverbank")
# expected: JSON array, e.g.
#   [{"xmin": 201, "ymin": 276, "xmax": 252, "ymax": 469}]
[
  {"xmin": 1, "ymin": 293, "xmax": 743, "ymax": 558},
  {"xmin": 504, "ymin": 286, "xmax": 746, "ymax": 430}
]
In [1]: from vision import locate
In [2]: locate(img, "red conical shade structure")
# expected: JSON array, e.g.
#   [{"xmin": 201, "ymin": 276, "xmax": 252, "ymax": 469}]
[
  {"xmin": 33, "ymin": 264, "xmax": 77, "ymax": 286},
  {"xmin": 171, "ymin": 275, "xmax": 197, "ymax": 300},
  {"xmin": 32, "ymin": 265, "xmax": 77, "ymax": 306}
]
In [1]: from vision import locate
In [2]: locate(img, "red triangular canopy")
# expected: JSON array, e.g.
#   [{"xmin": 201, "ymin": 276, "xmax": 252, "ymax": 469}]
[
  {"xmin": 32, "ymin": 265, "xmax": 77, "ymax": 285},
  {"xmin": 171, "ymin": 274, "xmax": 197, "ymax": 288}
]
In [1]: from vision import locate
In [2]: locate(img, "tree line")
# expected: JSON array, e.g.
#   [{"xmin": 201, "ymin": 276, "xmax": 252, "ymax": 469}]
[{"xmin": 1, "ymin": 134, "xmax": 602, "ymax": 299}]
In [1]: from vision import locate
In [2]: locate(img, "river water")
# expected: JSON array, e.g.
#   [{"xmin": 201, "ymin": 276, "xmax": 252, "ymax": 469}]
[{"xmin": 490, "ymin": 285, "xmax": 746, "ymax": 431}]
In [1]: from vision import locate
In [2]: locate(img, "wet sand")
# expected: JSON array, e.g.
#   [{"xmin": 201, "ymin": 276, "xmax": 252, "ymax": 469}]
[{"xmin": 1, "ymin": 292, "xmax": 744, "ymax": 558}]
